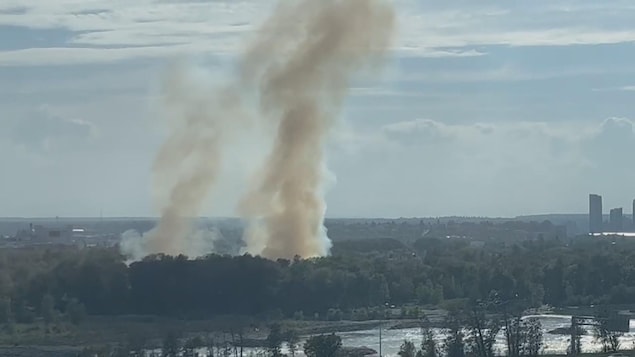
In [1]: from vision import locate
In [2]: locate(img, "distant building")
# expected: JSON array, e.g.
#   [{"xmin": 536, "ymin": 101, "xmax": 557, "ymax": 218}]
[
  {"xmin": 469, "ymin": 241, "xmax": 485, "ymax": 249},
  {"xmin": 32, "ymin": 224, "xmax": 73, "ymax": 241},
  {"xmin": 13, "ymin": 223, "xmax": 73, "ymax": 243},
  {"xmin": 610, "ymin": 208, "xmax": 623, "ymax": 232},
  {"xmin": 589, "ymin": 194, "xmax": 603, "ymax": 233}
]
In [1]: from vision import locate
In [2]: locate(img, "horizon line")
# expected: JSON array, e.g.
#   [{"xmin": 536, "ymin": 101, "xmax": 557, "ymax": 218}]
[{"xmin": 0, "ymin": 213, "xmax": 596, "ymax": 221}]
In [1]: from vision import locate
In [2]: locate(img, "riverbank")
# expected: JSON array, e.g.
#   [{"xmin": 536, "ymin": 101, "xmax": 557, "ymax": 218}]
[
  {"xmin": 0, "ymin": 309, "xmax": 630, "ymax": 355},
  {"xmin": 0, "ymin": 316, "xmax": 424, "ymax": 351},
  {"xmin": 0, "ymin": 311, "xmax": 453, "ymax": 347},
  {"xmin": 0, "ymin": 346, "xmax": 81, "ymax": 357}
]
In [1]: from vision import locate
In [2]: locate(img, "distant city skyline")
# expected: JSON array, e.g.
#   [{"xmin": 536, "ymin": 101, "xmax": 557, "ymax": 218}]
[{"xmin": 588, "ymin": 193, "xmax": 635, "ymax": 234}]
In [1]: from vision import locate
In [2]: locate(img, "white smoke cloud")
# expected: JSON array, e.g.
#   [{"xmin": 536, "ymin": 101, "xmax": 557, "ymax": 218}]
[{"xmin": 120, "ymin": 227, "xmax": 220, "ymax": 262}]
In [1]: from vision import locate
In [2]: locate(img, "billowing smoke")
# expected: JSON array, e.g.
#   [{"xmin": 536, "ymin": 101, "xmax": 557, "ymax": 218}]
[
  {"xmin": 238, "ymin": 0, "xmax": 395, "ymax": 259},
  {"xmin": 121, "ymin": 0, "xmax": 394, "ymax": 261},
  {"xmin": 121, "ymin": 65, "xmax": 246, "ymax": 260}
]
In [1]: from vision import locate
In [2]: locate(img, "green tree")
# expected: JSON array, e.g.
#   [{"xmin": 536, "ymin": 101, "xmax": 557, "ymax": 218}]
[
  {"xmin": 66, "ymin": 298, "xmax": 86, "ymax": 325},
  {"xmin": 595, "ymin": 321, "xmax": 622, "ymax": 352},
  {"xmin": 40, "ymin": 293, "xmax": 56, "ymax": 325},
  {"xmin": 410, "ymin": 306, "xmax": 421, "ymax": 319},
  {"xmin": 185, "ymin": 336, "xmax": 205, "ymax": 357},
  {"xmin": 163, "ymin": 331, "xmax": 181, "ymax": 357},
  {"xmin": 416, "ymin": 283, "xmax": 443, "ymax": 305},
  {"xmin": 467, "ymin": 301, "xmax": 499, "ymax": 357},
  {"xmin": 286, "ymin": 329, "xmax": 300, "ymax": 357},
  {"xmin": 523, "ymin": 318, "xmax": 543, "ymax": 357},
  {"xmin": 0, "ymin": 271, "xmax": 14, "ymax": 298},
  {"xmin": 266, "ymin": 324, "xmax": 284, "ymax": 357},
  {"xmin": 113, "ymin": 344, "xmax": 132, "ymax": 357},
  {"xmin": 398, "ymin": 340, "xmax": 417, "ymax": 357},
  {"xmin": 443, "ymin": 312, "xmax": 465, "ymax": 357},
  {"xmin": 206, "ymin": 335, "xmax": 216, "ymax": 357},
  {"xmin": 125, "ymin": 331, "xmax": 147, "ymax": 357},
  {"xmin": 293, "ymin": 311, "xmax": 304, "ymax": 321},
  {"xmin": 503, "ymin": 316, "xmax": 523, "ymax": 357},
  {"xmin": 79, "ymin": 345, "xmax": 115, "ymax": 357},
  {"xmin": 370, "ymin": 275, "xmax": 390, "ymax": 306},
  {"xmin": 14, "ymin": 300, "xmax": 35, "ymax": 324},
  {"xmin": 303, "ymin": 334, "xmax": 342, "ymax": 357},
  {"xmin": 7, "ymin": 232, "xmax": 635, "ymax": 324},
  {"xmin": 417, "ymin": 326, "xmax": 438, "ymax": 357},
  {"xmin": 0, "ymin": 297, "xmax": 11, "ymax": 323},
  {"xmin": 326, "ymin": 308, "xmax": 343, "ymax": 321}
]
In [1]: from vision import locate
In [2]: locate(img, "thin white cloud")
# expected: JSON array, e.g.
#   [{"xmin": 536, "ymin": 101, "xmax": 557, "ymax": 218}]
[
  {"xmin": 0, "ymin": 46, "xmax": 485, "ymax": 67},
  {"xmin": 350, "ymin": 87, "xmax": 431, "ymax": 98},
  {"xmin": 591, "ymin": 85, "xmax": 635, "ymax": 92},
  {"xmin": 0, "ymin": 44, "xmax": 233, "ymax": 66},
  {"xmin": 9, "ymin": 106, "xmax": 98, "ymax": 154},
  {"xmin": 2, "ymin": 0, "xmax": 635, "ymax": 65},
  {"xmin": 396, "ymin": 48, "xmax": 486, "ymax": 58},
  {"xmin": 324, "ymin": 117, "xmax": 635, "ymax": 217},
  {"xmin": 372, "ymin": 118, "xmax": 628, "ymax": 175}
]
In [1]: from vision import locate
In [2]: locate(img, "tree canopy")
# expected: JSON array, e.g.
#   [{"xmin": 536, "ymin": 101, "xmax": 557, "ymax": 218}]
[{"xmin": 0, "ymin": 236, "xmax": 634, "ymax": 321}]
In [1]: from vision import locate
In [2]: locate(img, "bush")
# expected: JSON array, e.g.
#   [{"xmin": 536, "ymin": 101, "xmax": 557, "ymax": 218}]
[
  {"xmin": 41, "ymin": 294, "xmax": 56, "ymax": 325},
  {"xmin": 326, "ymin": 308, "xmax": 342, "ymax": 321},
  {"xmin": 2, "ymin": 321, "xmax": 15, "ymax": 334},
  {"xmin": 304, "ymin": 334, "xmax": 342, "ymax": 357},
  {"xmin": 0, "ymin": 297, "xmax": 11, "ymax": 323},
  {"xmin": 163, "ymin": 331, "xmax": 181, "ymax": 357},
  {"xmin": 400, "ymin": 307, "xmax": 408, "ymax": 319},
  {"xmin": 293, "ymin": 310, "xmax": 304, "ymax": 321},
  {"xmin": 352, "ymin": 308, "xmax": 368, "ymax": 321},
  {"xmin": 14, "ymin": 301, "xmax": 35, "ymax": 324},
  {"xmin": 409, "ymin": 306, "xmax": 421, "ymax": 319},
  {"xmin": 66, "ymin": 299, "xmax": 86, "ymax": 325}
]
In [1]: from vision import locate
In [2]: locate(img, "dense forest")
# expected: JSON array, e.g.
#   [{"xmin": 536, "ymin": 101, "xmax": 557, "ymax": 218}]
[{"xmin": 1, "ymin": 235, "xmax": 634, "ymax": 322}]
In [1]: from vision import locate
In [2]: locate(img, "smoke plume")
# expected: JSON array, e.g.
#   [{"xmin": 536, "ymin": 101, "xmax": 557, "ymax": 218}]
[
  {"xmin": 122, "ymin": 65, "xmax": 245, "ymax": 259},
  {"xmin": 238, "ymin": 0, "xmax": 395, "ymax": 259},
  {"xmin": 122, "ymin": 0, "xmax": 394, "ymax": 261}
]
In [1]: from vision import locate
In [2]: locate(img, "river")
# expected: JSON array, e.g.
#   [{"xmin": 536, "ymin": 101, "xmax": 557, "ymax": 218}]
[
  {"xmin": 336, "ymin": 315, "xmax": 635, "ymax": 356},
  {"xmin": 146, "ymin": 315, "xmax": 635, "ymax": 356}
]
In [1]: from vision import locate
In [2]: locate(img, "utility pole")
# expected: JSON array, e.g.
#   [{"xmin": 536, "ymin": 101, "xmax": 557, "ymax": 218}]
[
  {"xmin": 379, "ymin": 322, "xmax": 382, "ymax": 357},
  {"xmin": 570, "ymin": 317, "xmax": 578, "ymax": 357},
  {"xmin": 379, "ymin": 302, "xmax": 389, "ymax": 357}
]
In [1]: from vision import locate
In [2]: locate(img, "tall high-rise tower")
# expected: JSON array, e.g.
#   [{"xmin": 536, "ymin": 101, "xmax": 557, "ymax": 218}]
[
  {"xmin": 589, "ymin": 194, "xmax": 603, "ymax": 233},
  {"xmin": 610, "ymin": 207, "xmax": 624, "ymax": 232}
]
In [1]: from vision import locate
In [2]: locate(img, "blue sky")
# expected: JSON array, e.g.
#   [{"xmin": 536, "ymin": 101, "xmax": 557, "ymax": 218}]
[{"xmin": 1, "ymin": 0, "xmax": 635, "ymax": 218}]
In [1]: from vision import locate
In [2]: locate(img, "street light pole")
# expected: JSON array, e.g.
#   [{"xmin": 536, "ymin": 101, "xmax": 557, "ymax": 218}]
[
  {"xmin": 379, "ymin": 322, "xmax": 382, "ymax": 357},
  {"xmin": 379, "ymin": 302, "xmax": 389, "ymax": 357},
  {"xmin": 570, "ymin": 317, "xmax": 578, "ymax": 357}
]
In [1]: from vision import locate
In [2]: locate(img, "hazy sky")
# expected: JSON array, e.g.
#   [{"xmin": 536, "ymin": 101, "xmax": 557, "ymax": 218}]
[{"xmin": 2, "ymin": 0, "xmax": 635, "ymax": 218}]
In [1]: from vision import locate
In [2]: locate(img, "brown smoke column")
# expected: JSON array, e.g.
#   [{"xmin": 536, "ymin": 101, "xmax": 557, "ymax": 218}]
[
  {"xmin": 142, "ymin": 65, "xmax": 242, "ymax": 257},
  {"xmin": 134, "ymin": 0, "xmax": 394, "ymax": 260},
  {"xmin": 239, "ymin": 0, "xmax": 395, "ymax": 259}
]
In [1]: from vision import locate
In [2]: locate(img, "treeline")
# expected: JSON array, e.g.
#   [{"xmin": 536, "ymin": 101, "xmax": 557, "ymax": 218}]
[{"xmin": 1, "ymin": 236, "xmax": 635, "ymax": 321}]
